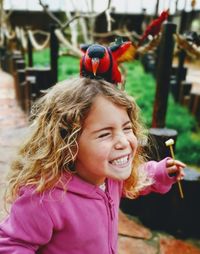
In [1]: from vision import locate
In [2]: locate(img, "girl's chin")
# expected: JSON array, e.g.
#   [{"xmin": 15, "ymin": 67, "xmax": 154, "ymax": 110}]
[{"xmin": 110, "ymin": 167, "xmax": 132, "ymax": 180}]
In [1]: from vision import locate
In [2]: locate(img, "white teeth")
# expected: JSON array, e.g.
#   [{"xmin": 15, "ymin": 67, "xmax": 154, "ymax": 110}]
[{"xmin": 111, "ymin": 156, "xmax": 128, "ymax": 165}]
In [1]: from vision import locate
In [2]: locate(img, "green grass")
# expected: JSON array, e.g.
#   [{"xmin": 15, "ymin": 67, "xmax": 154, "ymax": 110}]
[
  {"xmin": 30, "ymin": 49, "xmax": 200, "ymax": 167},
  {"xmin": 29, "ymin": 48, "xmax": 50, "ymax": 68},
  {"xmin": 58, "ymin": 55, "xmax": 79, "ymax": 80},
  {"xmin": 27, "ymin": 48, "xmax": 79, "ymax": 80}
]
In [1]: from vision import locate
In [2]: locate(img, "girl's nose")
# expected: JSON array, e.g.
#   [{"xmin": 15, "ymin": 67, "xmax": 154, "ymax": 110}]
[{"xmin": 114, "ymin": 133, "xmax": 129, "ymax": 149}]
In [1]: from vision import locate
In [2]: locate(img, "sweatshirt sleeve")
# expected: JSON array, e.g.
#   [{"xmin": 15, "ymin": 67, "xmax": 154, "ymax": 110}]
[
  {"xmin": 140, "ymin": 157, "xmax": 177, "ymax": 196},
  {"xmin": 0, "ymin": 188, "xmax": 54, "ymax": 254}
]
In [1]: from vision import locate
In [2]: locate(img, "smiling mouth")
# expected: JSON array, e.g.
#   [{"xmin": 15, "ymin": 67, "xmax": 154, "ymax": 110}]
[{"xmin": 109, "ymin": 155, "xmax": 130, "ymax": 166}]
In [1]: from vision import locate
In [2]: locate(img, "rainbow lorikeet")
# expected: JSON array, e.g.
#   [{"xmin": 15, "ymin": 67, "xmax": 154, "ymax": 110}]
[
  {"xmin": 139, "ymin": 9, "xmax": 169, "ymax": 45},
  {"xmin": 80, "ymin": 39, "xmax": 136, "ymax": 85}
]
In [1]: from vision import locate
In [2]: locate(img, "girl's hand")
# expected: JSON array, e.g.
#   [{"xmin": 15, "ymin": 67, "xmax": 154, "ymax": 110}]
[{"xmin": 166, "ymin": 158, "xmax": 186, "ymax": 181}]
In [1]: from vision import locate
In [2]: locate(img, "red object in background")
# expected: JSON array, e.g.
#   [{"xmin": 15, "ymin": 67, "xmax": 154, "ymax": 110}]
[{"xmin": 139, "ymin": 9, "xmax": 169, "ymax": 46}]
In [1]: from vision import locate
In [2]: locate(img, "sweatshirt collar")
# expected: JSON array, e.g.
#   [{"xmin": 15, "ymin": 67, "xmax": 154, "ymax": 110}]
[{"xmin": 56, "ymin": 172, "xmax": 108, "ymax": 199}]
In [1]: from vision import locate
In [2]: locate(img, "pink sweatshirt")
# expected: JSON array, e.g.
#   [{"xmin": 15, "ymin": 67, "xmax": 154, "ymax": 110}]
[{"xmin": 0, "ymin": 158, "xmax": 176, "ymax": 254}]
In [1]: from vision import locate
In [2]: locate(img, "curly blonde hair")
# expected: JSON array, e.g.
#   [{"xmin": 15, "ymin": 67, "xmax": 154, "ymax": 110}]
[{"xmin": 5, "ymin": 77, "xmax": 152, "ymax": 202}]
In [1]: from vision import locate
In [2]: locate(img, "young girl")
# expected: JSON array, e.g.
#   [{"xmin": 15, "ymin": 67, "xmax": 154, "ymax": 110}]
[{"xmin": 0, "ymin": 77, "xmax": 185, "ymax": 254}]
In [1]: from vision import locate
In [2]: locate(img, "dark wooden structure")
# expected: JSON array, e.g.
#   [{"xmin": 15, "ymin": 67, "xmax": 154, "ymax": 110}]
[
  {"xmin": 27, "ymin": 30, "xmax": 33, "ymax": 67},
  {"xmin": 120, "ymin": 167, "xmax": 200, "ymax": 238},
  {"xmin": 152, "ymin": 22, "xmax": 177, "ymax": 128},
  {"xmin": 50, "ymin": 24, "xmax": 59, "ymax": 85}
]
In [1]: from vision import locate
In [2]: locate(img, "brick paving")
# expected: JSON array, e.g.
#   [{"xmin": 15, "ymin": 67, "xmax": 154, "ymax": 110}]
[
  {"xmin": 0, "ymin": 69, "xmax": 200, "ymax": 253},
  {"xmin": 0, "ymin": 70, "xmax": 28, "ymax": 220}
]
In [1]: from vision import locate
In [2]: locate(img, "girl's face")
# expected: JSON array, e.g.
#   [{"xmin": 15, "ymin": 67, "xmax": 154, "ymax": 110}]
[{"xmin": 75, "ymin": 95, "xmax": 138, "ymax": 185}]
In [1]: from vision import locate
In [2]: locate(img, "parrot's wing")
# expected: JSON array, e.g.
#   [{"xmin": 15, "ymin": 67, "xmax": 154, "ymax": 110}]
[{"xmin": 109, "ymin": 41, "xmax": 137, "ymax": 63}]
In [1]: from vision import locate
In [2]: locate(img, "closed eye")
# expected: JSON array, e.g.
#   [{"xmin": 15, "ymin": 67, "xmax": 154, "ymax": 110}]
[
  {"xmin": 98, "ymin": 132, "xmax": 111, "ymax": 138},
  {"xmin": 123, "ymin": 126, "xmax": 133, "ymax": 132}
]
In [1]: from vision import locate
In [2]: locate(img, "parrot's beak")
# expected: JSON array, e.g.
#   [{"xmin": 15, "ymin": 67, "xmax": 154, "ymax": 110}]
[{"xmin": 91, "ymin": 58, "xmax": 100, "ymax": 76}]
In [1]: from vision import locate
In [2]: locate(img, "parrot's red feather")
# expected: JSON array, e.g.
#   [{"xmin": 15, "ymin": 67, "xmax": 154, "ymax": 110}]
[{"xmin": 139, "ymin": 9, "xmax": 169, "ymax": 45}]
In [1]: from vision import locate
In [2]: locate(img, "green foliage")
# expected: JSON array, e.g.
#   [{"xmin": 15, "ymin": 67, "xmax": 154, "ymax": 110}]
[
  {"xmin": 58, "ymin": 55, "xmax": 79, "ymax": 81},
  {"xmin": 30, "ymin": 48, "xmax": 50, "ymax": 67},
  {"xmin": 31, "ymin": 50, "xmax": 200, "ymax": 166},
  {"xmin": 176, "ymin": 132, "xmax": 200, "ymax": 165},
  {"xmin": 27, "ymin": 49, "xmax": 79, "ymax": 80},
  {"xmin": 124, "ymin": 61, "xmax": 155, "ymax": 126},
  {"xmin": 167, "ymin": 98, "xmax": 197, "ymax": 133},
  {"xmin": 124, "ymin": 60, "xmax": 200, "ymax": 166}
]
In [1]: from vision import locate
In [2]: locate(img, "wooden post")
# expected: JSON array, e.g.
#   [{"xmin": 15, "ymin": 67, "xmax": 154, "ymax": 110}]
[
  {"xmin": 16, "ymin": 69, "xmax": 26, "ymax": 110},
  {"xmin": 179, "ymin": 10, "xmax": 188, "ymax": 34},
  {"xmin": 15, "ymin": 59, "xmax": 25, "ymax": 70},
  {"xmin": 152, "ymin": 22, "xmax": 176, "ymax": 128},
  {"xmin": 189, "ymin": 92, "xmax": 200, "ymax": 125},
  {"xmin": 174, "ymin": 49, "xmax": 187, "ymax": 102},
  {"xmin": 27, "ymin": 28, "xmax": 33, "ymax": 67},
  {"xmin": 179, "ymin": 81, "xmax": 192, "ymax": 106},
  {"xmin": 149, "ymin": 22, "xmax": 178, "ymax": 161},
  {"xmin": 0, "ymin": 47, "xmax": 6, "ymax": 71},
  {"xmin": 50, "ymin": 24, "xmax": 59, "ymax": 85},
  {"xmin": 24, "ymin": 75, "xmax": 36, "ymax": 114}
]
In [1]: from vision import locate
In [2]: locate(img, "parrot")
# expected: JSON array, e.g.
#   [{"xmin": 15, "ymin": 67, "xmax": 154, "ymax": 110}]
[
  {"xmin": 139, "ymin": 9, "xmax": 169, "ymax": 46},
  {"xmin": 80, "ymin": 39, "xmax": 136, "ymax": 85}
]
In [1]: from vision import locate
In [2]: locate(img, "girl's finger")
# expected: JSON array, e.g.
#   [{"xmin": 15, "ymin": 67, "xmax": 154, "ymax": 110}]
[
  {"xmin": 174, "ymin": 160, "xmax": 186, "ymax": 168},
  {"xmin": 166, "ymin": 159, "xmax": 175, "ymax": 167},
  {"xmin": 166, "ymin": 159, "xmax": 186, "ymax": 168},
  {"xmin": 168, "ymin": 165, "xmax": 180, "ymax": 172},
  {"xmin": 167, "ymin": 166, "xmax": 185, "ymax": 177}
]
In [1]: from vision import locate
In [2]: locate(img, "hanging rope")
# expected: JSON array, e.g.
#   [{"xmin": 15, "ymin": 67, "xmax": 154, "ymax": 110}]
[
  {"xmin": 20, "ymin": 28, "xmax": 27, "ymax": 50},
  {"xmin": 32, "ymin": 30, "xmax": 49, "ymax": 36},
  {"xmin": 4, "ymin": 27, "xmax": 15, "ymax": 40},
  {"xmin": 15, "ymin": 26, "xmax": 21, "ymax": 40},
  {"xmin": 105, "ymin": 9, "xmax": 115, "ymax": 32},
  {"xmin": 27, "ymin": 30, "xmax": 50, "ymax": 51},
  {"xmin": 54, "ymin": 29, "xmax": 82, "ymax": 57}
]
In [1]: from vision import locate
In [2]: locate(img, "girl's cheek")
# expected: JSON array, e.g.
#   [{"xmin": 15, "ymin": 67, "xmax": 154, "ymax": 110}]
[
  {"xmin": 98, "ymin": 143, "xmax": 112, "ymax": 156},
  {"xmin": 131, "ymin": 136, "xmax": 138, "ymax": 151},
  {"xmin": 129, "ymin": 132, "xmax": 137, "ymax": 142}
]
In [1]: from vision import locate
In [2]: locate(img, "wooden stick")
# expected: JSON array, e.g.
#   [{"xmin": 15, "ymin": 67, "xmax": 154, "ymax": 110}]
[{"xmin": 165, "ymin": 139, "xmax": 184, "ymax": 199}]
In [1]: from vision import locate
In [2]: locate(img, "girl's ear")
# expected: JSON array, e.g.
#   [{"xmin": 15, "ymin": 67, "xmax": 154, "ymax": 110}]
[{"xmin": 80, "ymin": 44, "xmax": 91, "ymax": 53}]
